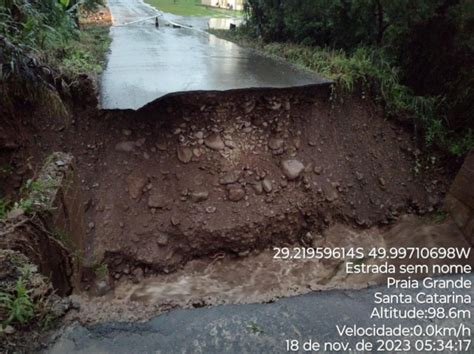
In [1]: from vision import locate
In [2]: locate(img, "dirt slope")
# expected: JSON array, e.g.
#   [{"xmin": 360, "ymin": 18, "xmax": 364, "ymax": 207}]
[{"xmin": 58, "ymin": 86, "xmax": 451, "ymax": 281}]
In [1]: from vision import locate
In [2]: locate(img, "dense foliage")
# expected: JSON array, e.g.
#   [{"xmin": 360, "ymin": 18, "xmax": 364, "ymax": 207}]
[
  {"xmin": 0, "ymin": 0, "xmax": 106, "ymax": 78},
  {"xmin": 241, "ymin": 0, "xmax": 473, "ymax": 155}
]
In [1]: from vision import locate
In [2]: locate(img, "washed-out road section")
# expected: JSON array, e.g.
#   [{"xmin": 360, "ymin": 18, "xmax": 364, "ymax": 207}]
[
  {"xmin": 47, "ymin": 274, "xmax": 474, "ymax": 353},
  {"xmin": 100, "ymin": 0, "xmax": 328, "ymax": 109}
]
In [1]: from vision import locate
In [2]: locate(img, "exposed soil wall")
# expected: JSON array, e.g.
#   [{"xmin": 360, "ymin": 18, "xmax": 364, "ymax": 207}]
[
  {"xmin": 0, "ymin": 78, "xmax": 466, "ymax": 302},
  {"xmin": 63, "ymin": 85, "xmax": 454, "ymax": 281}
]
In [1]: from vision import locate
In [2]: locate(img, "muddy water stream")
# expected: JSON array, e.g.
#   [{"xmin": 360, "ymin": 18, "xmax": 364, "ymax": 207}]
[{"xmin": 71, "ymin": 216, "xmax": 471, "ymax": 323}]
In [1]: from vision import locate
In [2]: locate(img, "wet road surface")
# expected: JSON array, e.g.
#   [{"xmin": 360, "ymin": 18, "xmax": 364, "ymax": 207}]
[
  {"xmin": 100, "ymin": 0, "xmax": 328, "ymax": 110},
  {"xmin": 47, "ymin": 274, "xmax": 474, "ymax": 353}
]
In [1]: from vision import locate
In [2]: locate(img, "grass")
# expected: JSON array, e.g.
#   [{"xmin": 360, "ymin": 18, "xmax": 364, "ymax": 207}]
[
  {"xmin": 0, "ymin": 279, "xmax": 34, "ymax": 326},
  {"xmin": 0, "ymin": 198, "xmax": 10, "ymax": 219},
  {"xmin": 144, "ymin": 0, "xmax": 242, "ymax": 17},
  {"xmin": 246, "ymin": 321, "xmax": 264, "ymax": 334},
  {"xmin": 210, "ymin": 29, "xmax": 474, "ymax": 156},
  {"xmin": 94, "ymin": 263, "xmax": 109, "ymax": 279},
  {"xmin": 50, "ymin": 24, "xmax": 111, "ymax": 78}
]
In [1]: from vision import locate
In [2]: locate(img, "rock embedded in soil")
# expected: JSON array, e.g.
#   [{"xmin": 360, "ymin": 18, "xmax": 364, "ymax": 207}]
[
  {"xmin": 115, "ymin": 141, "xmax": 135, "ymax": 152},
  {"xmin": 268, "ymin": 137, "xmax": 284, "ymax": 150},
  {"xmin": 206, "ymin": 206, "xmax": 217, "ymax": 213},
  {"xmin": 148, "ymin": 191, "xmax": 167, "ymax": 208},
  {"xmin": 204, "ymin": 134, "xmax": 225, "ymax": 150},
  {"xmin": 262, "ymin": 178, "xmax": 273, "ymax": 193},
  {"xmin": 157, "ymin": 233, "xmax": 169, "ymax": 246},
  {"xmin": 219, "ymin": 171, "xmax": 241, "ymax": 185},
  {"xmin": 135, "ymin": 138, "xmax": 146, "ymax": 147},
  {"xmin": 281, "ymin": 159, "xmax": 305, "ymax": 180},
  {"xmin": 252, "ymin": 182, "xmax": 263, "ymax": 195},
  {"xmin": 190, "ymin": 191, "xmax": 209, "ymax": 203},
  {"xmin": 314, "ymin": 166, "xmax": 323, "ymax": 175},
  {"xmin": 94, "ymin": 280, "xmax": 111, "ymax": 296},
  {"xmin": 228, "ymin": 187, "xmax": 245, "ymax": 202},
  {"xmin": 156, "ymin": 143, "xmax": 167, "ymax": 151},
  {"xmin": 195, "ymin": 131, "xmax": 204, "ymax": 139},
  {"xmin": 177, "ymin": 146, "xmax": 193, "ymax": 164},
  {"xmin": 127, "ymin": 175, "xmax": 147, "ymax": 199}
]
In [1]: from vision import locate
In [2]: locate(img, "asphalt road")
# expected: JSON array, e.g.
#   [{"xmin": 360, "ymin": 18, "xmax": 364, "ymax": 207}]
[
  {"xmin": 100, "ymin": 0, "xmax": 327, "ymax": 110},
  {"xmin": 47, "ymin": 275, "xmax": 474, "ymax": 353}
]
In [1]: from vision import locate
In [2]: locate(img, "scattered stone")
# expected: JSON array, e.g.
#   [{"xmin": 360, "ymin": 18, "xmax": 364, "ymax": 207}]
[
  {"xmin": 190, "ymin": 191, "xmax": 209, "ymax": 202},
  {"xmin": 135, "ymin": 138, "xmax": 146, "ymax": 147},
  {"xmin": 314, "ymin": 166, "xmax": 323, "ymax": 175},
  {"xmin": 206, "ymin": 206, "xmax": 217, "ymax": 213},
  {"xmin": 270, "ymin": 102, "xmax": 282, "ymax": 110},
  {"xmin": 262, "ymin": 178, "xmax": 273, "ymax": 193},
  {"xmin": 3, "ymin": 325, "xmax": 15, "ymax": 335},
  {"xmin": 177, "ymin": 146, "xmax": 193, "ymax": 164},
  {"xmin": 7, "ymin": 208, "xmax": 24, "ymax": 219},
  {"xmin": 293, "ymin": 136, "xmax": 301, "ymax": 149},
  {"xmin": 225, "ymin": 140, "xmax": 237, "ymax": 149},
  {"xmin": 325, "ymin": 187, "xmax": 339, "ymax": 202},
  {"xmin": 95, "ymin": 280, "xmax": 111, "ymax": 296},
  {"xmin": 205, "ymin": 133, "xmax": 225, "ymax": 150},
  {"xmin": 243, "ymin": 100, "xmax": 255, "ymax": 114},
  {"xmin": 122, "ymin": 129, "xmax": 132, "ymax": 136},
  {"xmin": 378, "ymin": 177, "xmax": 386, "ymax": 187},
  {"xmin": 219, "ymin": 171, "xmax": 241, "ymax": 185},
  {"xmin": 127, "ymin": 175, "xmax": 147, "ymax": 199},
  {"xmin": 238, "ymin": 250, "xmax": 250, "ymax": 257},
  {"xmin": 55, "ymin": 160, "xmax": 65, "ymax": 167},
  {"xmin": 148, "ymin": 191, "xmax": 167, "ymax": 208},
  {"xmin": 228, "ymin": 187, "xmax": 245, "ymax": 202},
  {"xmin": 268, "ymin": 137, "xmax": 284, "ymax": 150},
  {"xmin": 88, "ymin": 222, "xmax": 95, "ymax": 229},
  {"xmin": 170, "ymin": 216, "xmax": 180, "ymax": 226},
  {"xmin": 252, "ymin": 182, "xmax": 263, "ymax": 195},
  {"xmin": 281, "ymin": 159, "xmax": 304, "ymax": 180},
  {"xmin": 156, "ymin": 143, "xmax": 167, "ymax": 151},
  {"xmin": 157, "ymin": 233, "xmax": 168, "ymax": 246},
  {"xmin": 115, "ymin": 141, "xmax": 135, "ymax": 152},
  {"xmin": 192, "ymin": 148, "xmax": 202, "ymax": 157},
  {"xmin": 195, "ymin": 131, "xmax": 204, "ymax": 139},
  {"xmin": 356, "ymin": 172, "xmax": 364, "ymax": 181},
  {"xmin": 51, "ymin": 299, "xmax": 71, "ymax": 317}
]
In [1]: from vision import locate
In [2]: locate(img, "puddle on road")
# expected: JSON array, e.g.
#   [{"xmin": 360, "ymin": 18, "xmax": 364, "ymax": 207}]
[{"xmin": 208, "ymin": 18, "xmax": 243, "ymax": 30}]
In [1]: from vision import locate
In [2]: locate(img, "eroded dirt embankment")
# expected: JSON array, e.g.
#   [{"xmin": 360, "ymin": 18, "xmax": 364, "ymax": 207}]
[
  {"xmin": 68, "ymin": 215, "xmax": 472, "ymax": 323},
  {"xmin": 75, "ymin": 86, "xmax": 452, "ymax": 278}
]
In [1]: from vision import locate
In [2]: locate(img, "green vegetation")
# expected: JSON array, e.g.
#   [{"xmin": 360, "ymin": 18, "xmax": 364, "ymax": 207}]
[
  {"xmin": 0, "ymin": 198, "xmax": 10, "ymax": 219},
  {"xmin": 229, "ymin": 0, "xmax": 474, "ymax": 156},
  {"xmin": 0, "ymin": 174, "xmax": 61, "ymax": 219},
  {"xmin": 0, "ymin": 251, "xmax": 59, "ymax": 352},
  {"xmin": 0, "ymin": 279, "xmax": 34, "ymax": 326},
  {"xmin": 94, "ymin": 262, "xmax": 109, "ymax": 279},
  {"xmin": 0, "ymin": 0, "xmax": 109, "ymax": 80},
  {"xmin": 144, "ymin": 0, "xmax": 241, "ymax": 17},
  {"xmin": 246, "ymin": 321, "xmax": 264, "ymax": 334},
  {"xmin": 53, "ymin": 25, "xmax": 111, "ymax": 77}
]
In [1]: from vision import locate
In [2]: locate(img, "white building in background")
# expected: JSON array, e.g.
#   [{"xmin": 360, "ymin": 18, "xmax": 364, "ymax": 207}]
[{"xmin": 202, "ymin": 0, "xmax": 244, "ymax": 11}]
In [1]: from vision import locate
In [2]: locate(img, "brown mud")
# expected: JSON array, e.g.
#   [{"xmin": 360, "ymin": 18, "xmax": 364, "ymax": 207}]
[
  {"xmin": 67, "ymin": 215, "xmax": 472, "ymax": 323},
  {"xmin": 79, "ymin": 86, "xmax": 450, "ymax": 275}
]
